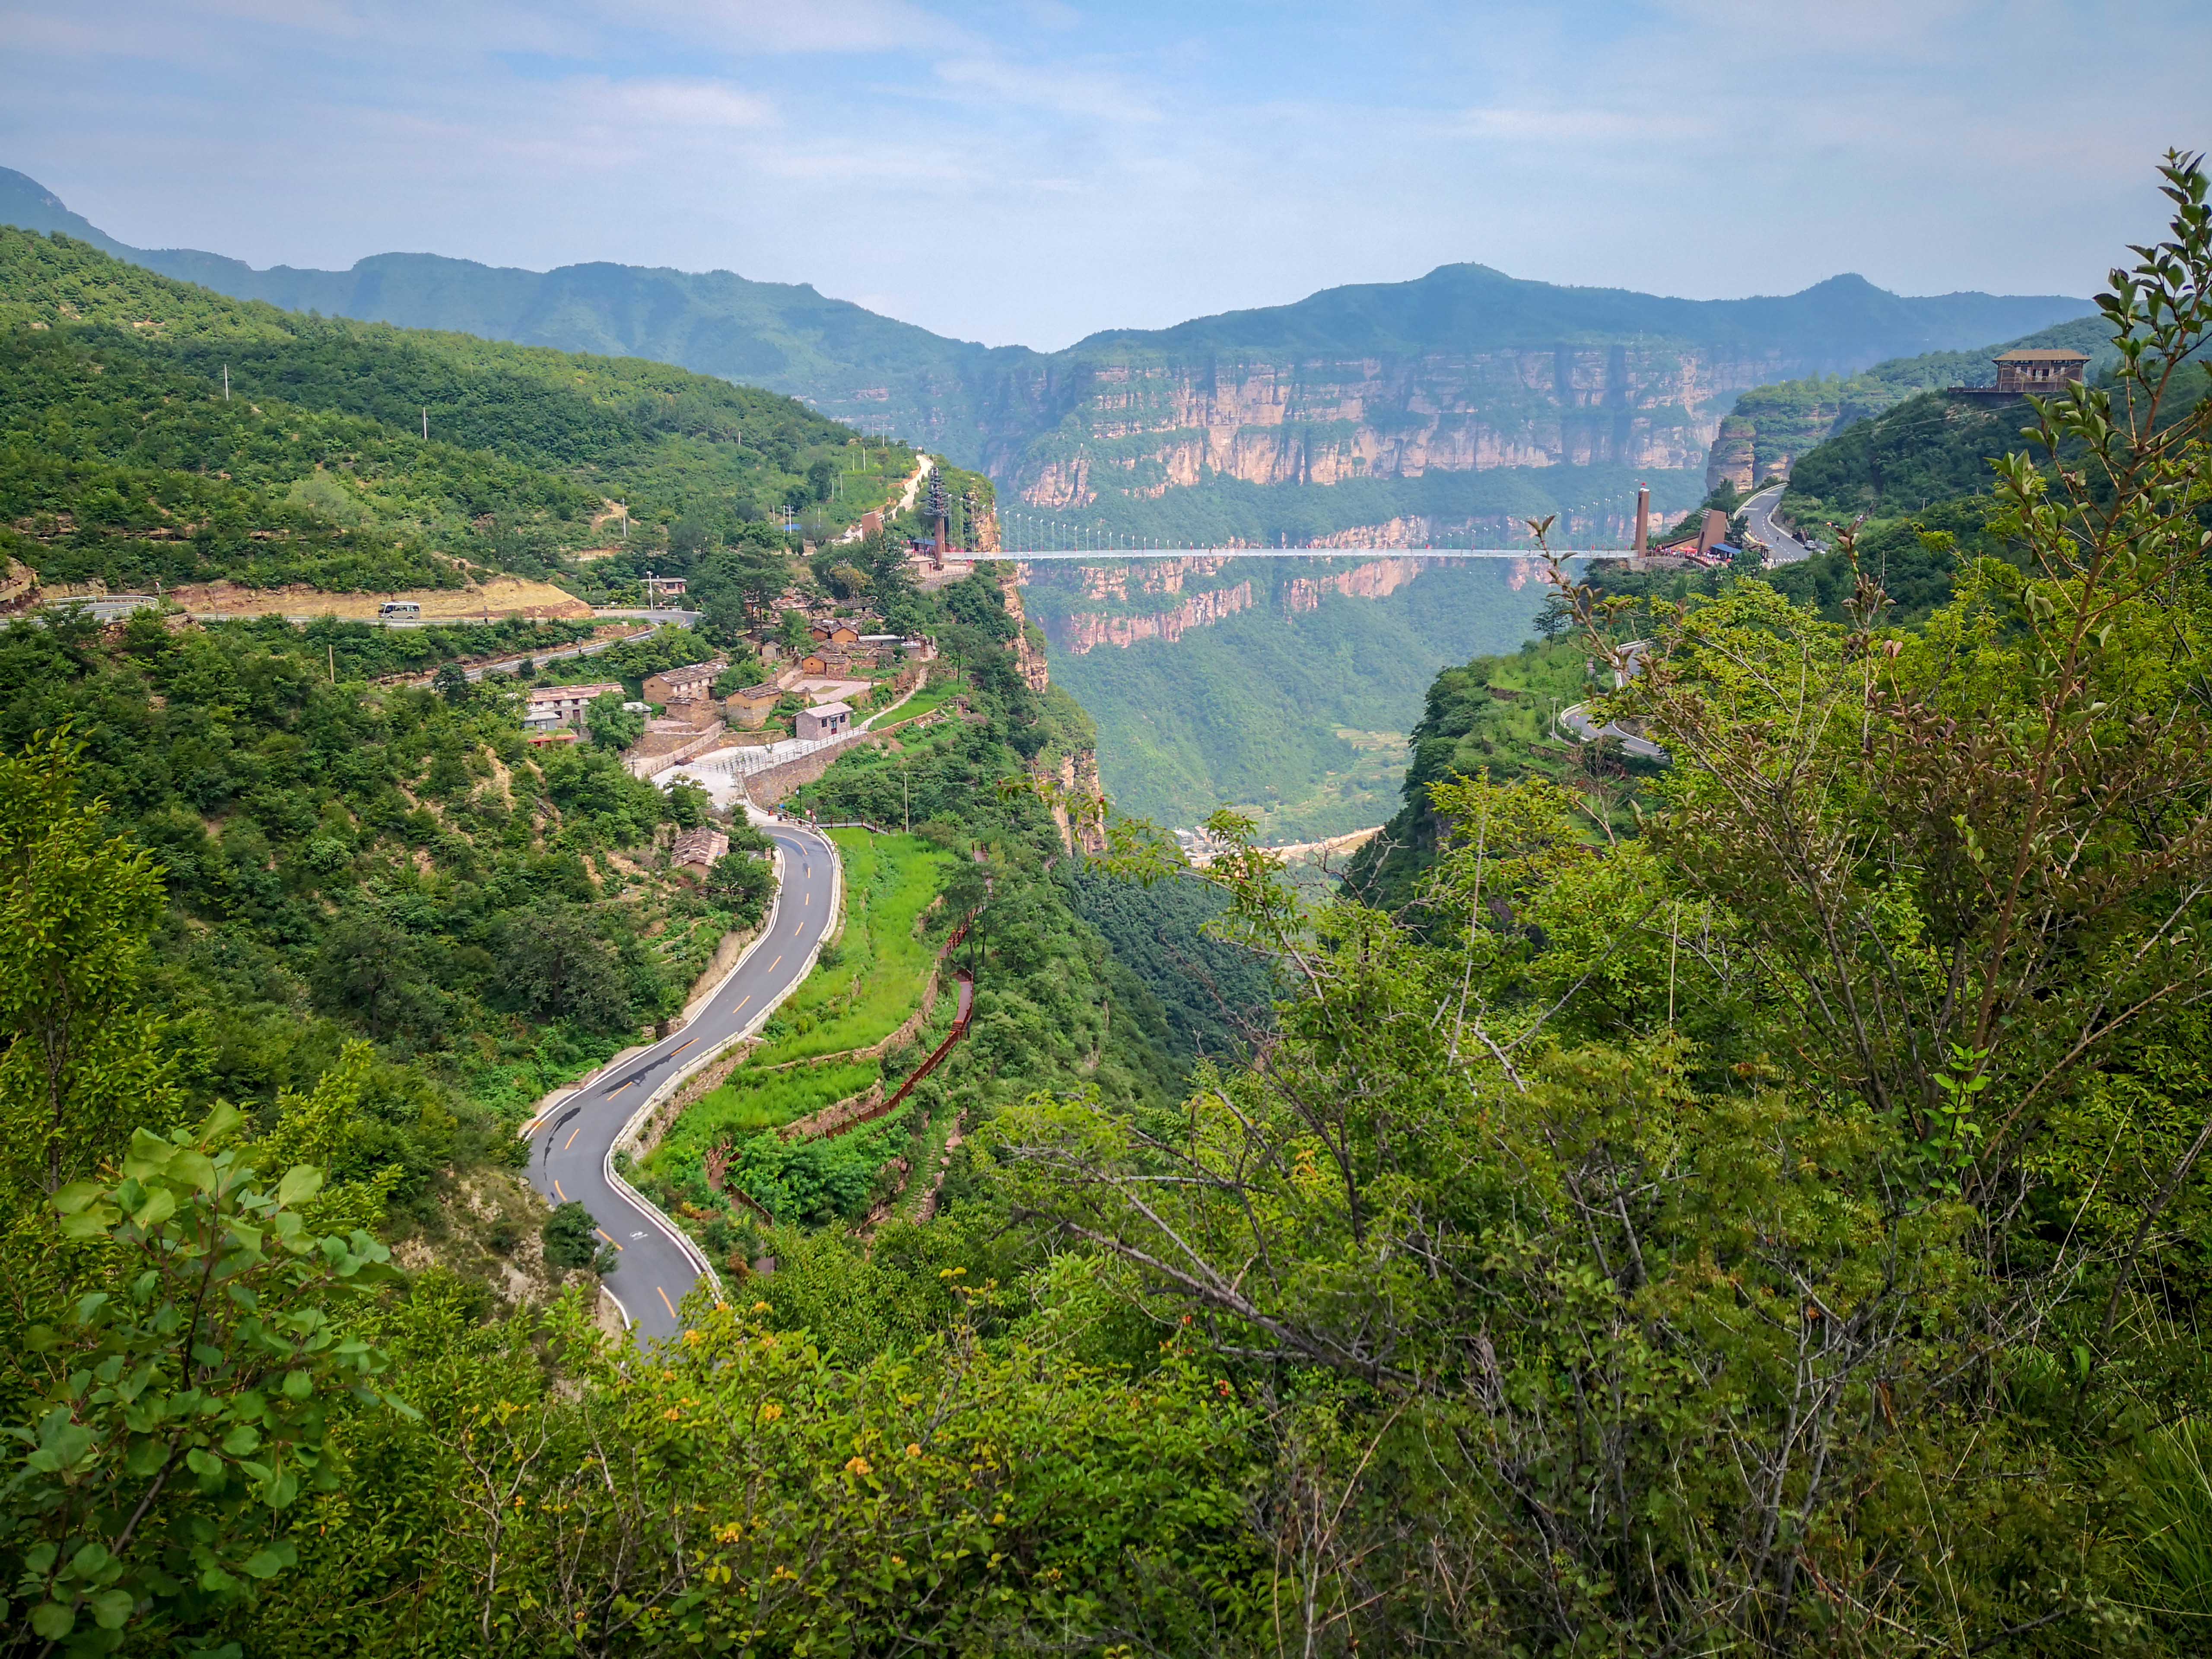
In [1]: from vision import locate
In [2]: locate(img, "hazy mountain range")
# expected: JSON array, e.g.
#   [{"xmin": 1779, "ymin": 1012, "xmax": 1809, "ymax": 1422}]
[{"xmin": 1, "ymin": 166, "xmax": 2088, "ymax": 547}]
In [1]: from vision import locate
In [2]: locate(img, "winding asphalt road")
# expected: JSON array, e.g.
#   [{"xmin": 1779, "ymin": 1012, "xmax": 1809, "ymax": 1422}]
[
  {"xmin": 1741, "ymin": 483, "xmax": 1821, "ymax": 565},
  {"xmin": 524, "ymin": 820, "xmax": 840, "ymax": 1343},
  {"xmin": 1557, "ymin": 639, "xmax": 1665, "ymax": 761}
]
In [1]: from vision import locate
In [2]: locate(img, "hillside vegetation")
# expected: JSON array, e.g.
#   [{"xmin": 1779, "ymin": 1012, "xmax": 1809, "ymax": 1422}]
[
  {"xmin": 0, "ymin": 226, "xmax": 899, "ymax": 594},
  {"xmin": 1705, "ymin": 314, "xmax": 2113, "ymax": 489}
]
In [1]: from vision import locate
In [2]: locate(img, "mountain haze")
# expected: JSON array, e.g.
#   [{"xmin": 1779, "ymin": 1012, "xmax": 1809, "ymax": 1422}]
[{"xmin": 1, "ymin": 168, "xmax": 2087, "ymax": 550}]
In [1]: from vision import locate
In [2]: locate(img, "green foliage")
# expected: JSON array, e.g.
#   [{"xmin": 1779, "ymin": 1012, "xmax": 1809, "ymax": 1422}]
[
  {"xmin": 0, "ymin": 613, "xmax": 733, "ymax": 1128},
  {"xmin": 539, "ymin": 1200, "xmax": 607, "ymax": 1273},
  {"xmin": 0, "ymin": 226, "xmax": 900, "ymax": 594},
  {"xmin": 728, "ymin": 1108, "xmax": 913, "ymax": 1225},
  {"xmin": 1782, "ymin": 388, "xmax": 2035, "ymax": 522},
  {"xmin": 220, "ymin": 1289, "xmax": 1258, "ymax": 1656},
  {"xmin": 583, "ymin": 690, "xmax": 642, "ymax": 751},
  {"xmin": 1343, "ymin": 633, "xmax": 1621, "ymax": 910},
  {"xmin": 702, "ymin": 848, "xmax": 774, "ymax": 931},
  {"xmin": 1062, "ymin": 862, "xmax": 1274, "ymax": 1062},
  {"xmin": 0, "ymin": 732, "xmax": 175, "ymax": 1204},
  {"xmin": 0, "ymin": 1103, "xmax": 400, "ymax": 1654}
]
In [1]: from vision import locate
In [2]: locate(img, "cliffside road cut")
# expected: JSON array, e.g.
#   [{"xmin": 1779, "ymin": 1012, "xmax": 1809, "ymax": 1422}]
[{"xmin": 523, "ymin": 822, "xmax": 839, "ymax": 1344}]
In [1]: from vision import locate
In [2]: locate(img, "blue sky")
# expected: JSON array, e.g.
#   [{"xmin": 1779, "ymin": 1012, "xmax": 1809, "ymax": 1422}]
[{"xmin": 0, "ymin": 0, "xmax": 2204, "ymax": 349}]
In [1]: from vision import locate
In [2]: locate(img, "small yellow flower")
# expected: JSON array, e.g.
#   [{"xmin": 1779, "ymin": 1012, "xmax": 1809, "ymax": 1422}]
[
  {"xmin": 905, "ymin": 1443, "xmax": 922, "ymax": 1458},
  {"xmin": 751, "ymin": 1300, "xmax": 771, "ymax": 1313},
  {"xmin": 663, "ymin": 1408, "xmax": 682, "ymax": 1421},
  {"xmin": 683, "ymin": 1329, "xmax": 703, "ymax": 1345},
  {"xmin": 760, "ymin": 1402, "xmax": 783, "ymax": 1422},
  {"xmin": 845, "ymin": 1455, "xmax": 872, "ymax": 1477}
]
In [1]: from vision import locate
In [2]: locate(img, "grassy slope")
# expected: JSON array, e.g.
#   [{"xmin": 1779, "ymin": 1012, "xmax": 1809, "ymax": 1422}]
[
  {"xmin": 1046, "ymin": 559, "xmax": 1548, "ymax": 839},
  {"xmin": 747, "ymin": 830, "xmax": 949, "ymax": 1065}
]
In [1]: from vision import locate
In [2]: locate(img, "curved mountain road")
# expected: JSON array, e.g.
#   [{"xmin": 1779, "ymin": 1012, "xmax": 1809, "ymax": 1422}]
[
  {"xmin": 1742, "ymin": 483, "xmax": 1821, "ymax": 565},
  {"xmin": 523, "ymin": 820, "xmax": 840, "ymax": 1344}
]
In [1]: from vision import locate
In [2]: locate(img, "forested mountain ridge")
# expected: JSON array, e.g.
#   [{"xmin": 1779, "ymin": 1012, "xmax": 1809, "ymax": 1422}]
[
  {"xmin": 3, "ymin": 166, "xmax": 2086, "ymax": 553},
  {"xmin": 1703, "ymin": 312, "xmax": 2117, "ymax": 491},
  {"xmin": 0, "ymin": 224, "xmax": 905, "ymax": 594}
]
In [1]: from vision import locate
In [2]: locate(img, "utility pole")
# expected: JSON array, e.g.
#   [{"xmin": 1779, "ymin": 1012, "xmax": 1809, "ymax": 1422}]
[
  {"xmin": 422, "ymin": 408, "xmax": 429, "ymax": 441},
  {"xmin": 222, "ymin": 365, "xmax": 230, "ymax": 402},
  {"xmin": 328, "ymin": 643, "xmax": 336, "ymax": 683}
]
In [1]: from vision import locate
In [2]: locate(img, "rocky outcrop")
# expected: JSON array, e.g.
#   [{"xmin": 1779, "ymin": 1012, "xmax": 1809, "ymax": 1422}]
[
  {"xmin": 1055, "ymin": 581, "xmax": 1255, "ymax": 654},
  {"xmin": 1281, "ymin": 557, "xmax": 1424, "ymax": 613},
  {"xmin": 997, "ymin": 566, "xmax": 1052, "ymax": 692}
]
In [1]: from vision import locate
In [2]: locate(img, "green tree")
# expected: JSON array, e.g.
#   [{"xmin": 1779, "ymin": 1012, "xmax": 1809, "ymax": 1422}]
[
  {"xmin": 0, "ymin": 1106, "xmax": 401, "ymax": 1654},
  {"xmin": 540, "ymin": 1200, "xmax": 613, "ymax": 1274},
  {"xmin": 491, "ymin": 909, "xmax": 631, "ymax": 1033},
  {"xmin": 662, "ymin": 780, "xmax": 710, "ymax": 830},
  {"xmin": 0, "ymin": 734, "xmax": 174, "ymax": 1201},
  {"xmin": 704, "ymin": 850, "xmax": 775, "ymax": 931},
  {"xmin": 307, "ymin": 912, "xmax": 444, "ymax": 1045},
  {"xmin": 584, "ymin": 690, "xmax": 643, "ymax": 751}
]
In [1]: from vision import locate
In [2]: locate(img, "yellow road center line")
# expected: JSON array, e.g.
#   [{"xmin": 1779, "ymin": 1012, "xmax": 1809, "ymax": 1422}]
[
  {"xmin": 609, "ymin": 1078, "xmax": 636, "ymax": 1093},
  {"xmin": 769, "ymin": 955, "xmax": 782, "ymax": 970},
  {"xmin": 554, "ymin": 1179, "xmax": 568, "ymax": 1203},
  {"xmin": 670, "ymin": 1038, "xmax": 696, "ymax": 1055},
  {"xmin": 729, "ymin": 995, "xmax": 751, "ymax": 1015},
  {"xmin": 562, "ymin": 1123, "xmax": 583, "ymax": 1151},
  {"xmin": 597, "ymin": 1229, "xmax": 623, "ymax": 1250},
  {"xmin": 657, "ymin": 1285, "xmax": 677, "ymax": 1318}
]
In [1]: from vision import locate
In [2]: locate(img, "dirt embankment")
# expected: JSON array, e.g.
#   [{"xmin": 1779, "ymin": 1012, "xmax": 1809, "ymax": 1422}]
[{"xmin": 172, "ymin": 575, "xmax": 594, "ymax": 622}]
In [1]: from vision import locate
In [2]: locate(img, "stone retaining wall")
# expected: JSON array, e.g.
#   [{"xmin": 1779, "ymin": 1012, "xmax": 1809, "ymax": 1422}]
[{"xmin": 737, "ymin": 728, "xmax": 881, "ymax": 805}]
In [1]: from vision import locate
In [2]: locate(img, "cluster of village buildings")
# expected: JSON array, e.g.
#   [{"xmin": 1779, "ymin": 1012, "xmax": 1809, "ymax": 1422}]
[{"xmin": 518, "ymin": 610, "xmax": 936, "ymax": 786}]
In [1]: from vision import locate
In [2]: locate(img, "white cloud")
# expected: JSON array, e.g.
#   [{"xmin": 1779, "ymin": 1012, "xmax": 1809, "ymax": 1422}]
[
  {"xmin": 599, "ymin": 77, "xmax": 777, "ymax": 129},
  {"xmin": 598, "ymin": 0, "xmax": 941, "ymax": 55},
  {"xmin": 932, "ymin": 53, "xmax": 1162, "ymax": 124}
]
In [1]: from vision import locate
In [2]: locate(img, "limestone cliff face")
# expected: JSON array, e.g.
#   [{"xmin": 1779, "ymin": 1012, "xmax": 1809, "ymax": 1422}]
[
  {"xmin": 1054, "ymin": 579, "xmax": 1256, "ymax": 654},
  {"xmin": 1035, "ymin": 554, "xmax": 1452, "ymax": 654},
  {"xmin": 1281, "ymin": 557, "xmax": 1424, "ymax": 613},
  {"xmin": 999, "ymin": 344, "xmax": 1785, "ymax": 510},
  {"xmin": 997, "ymin": 566, "xmax": 1052, "ymax": 693}
]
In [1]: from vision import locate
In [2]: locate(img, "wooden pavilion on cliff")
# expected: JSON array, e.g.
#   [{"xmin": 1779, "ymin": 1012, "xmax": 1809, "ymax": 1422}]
[{"xmin": 1951, "ymin": 347, "xmax": 2091, "ymax": 403}]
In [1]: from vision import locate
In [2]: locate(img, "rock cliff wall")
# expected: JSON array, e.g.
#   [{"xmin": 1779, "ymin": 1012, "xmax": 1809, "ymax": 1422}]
[
  {"xmin": 1053, "ymin": 580, "xmax": 1256, "ymax": 654},
  {"xmin": 996, "ymin": 344, "xmax": 1776, "ymax": 513},
  {"xmin": 1032, "ymin": 554, "xmax": 1466, "ymax": 654}
]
